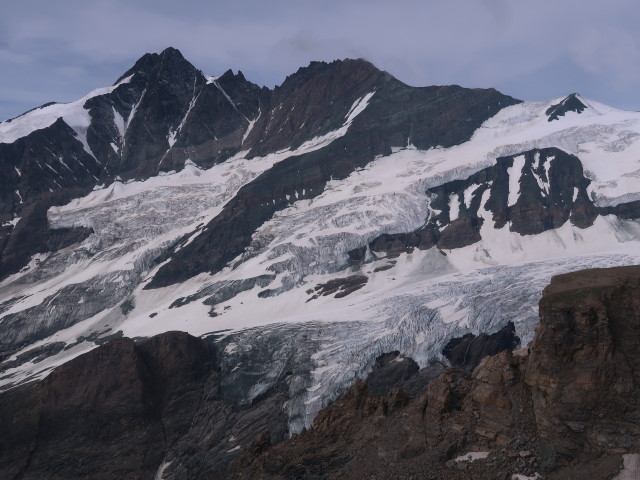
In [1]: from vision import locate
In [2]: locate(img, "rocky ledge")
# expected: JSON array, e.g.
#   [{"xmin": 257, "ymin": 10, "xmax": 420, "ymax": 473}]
[{"xmin": 3, "ymin": 266, "xmax": 640, "ymax": 479}]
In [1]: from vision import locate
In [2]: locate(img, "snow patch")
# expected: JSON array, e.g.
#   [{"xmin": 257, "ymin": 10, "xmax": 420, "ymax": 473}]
[
  {"xmin": 112, "ymin": 107, "xmax": 125, "ymax": 139},
  {"xmin": 512, "ymin": 474, "xmax": 541, "ymax": 480},
  {"xmin": 242, "ymin": 110, "xmax": 260, "ymax": 145},
  {"xmin": 614, "ymin": 454, "xmax": 640, "ymax": 480},
  {"xmin": 449, "ymin": 193, "xmax": 460, "ymax": 221},
  {"xmin": 115, "ymin": 74, "xmax": 134, "ymax": 87},
  {"xmin": 154, "ymin": 461, "xmax": 172, "ymax": 480},
  {"xmin": 508, "ymin": 155, "xmax": 526, "ymax": 206},
  {"xmin": 0, "ymin": 83, "xmax": 124, "ymax": 145},
  {"xmin": 1, "ymin": 217, "xmax": 20, "ymax": 227},
  {"xmin": 345, "ymin": 91, "xmax": 375, "ymax": 124},
  {"xmin": 463, "ymin": 184, "xmax": 480, "ymax": 207},
  {"xmin": 455, "ymin": 451, "xmax": 490, "ymax": 462}
]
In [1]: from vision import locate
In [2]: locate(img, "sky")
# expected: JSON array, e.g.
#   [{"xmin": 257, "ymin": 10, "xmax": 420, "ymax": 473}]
[{"xmin": 1, "ymin": 0, "xmax": 640, "ymax": 121}]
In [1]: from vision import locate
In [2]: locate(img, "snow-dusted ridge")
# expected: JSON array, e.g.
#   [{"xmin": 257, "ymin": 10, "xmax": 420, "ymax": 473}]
[{"xmin": 0, "ymin": 74, "xmax": 134, "ymax": 145}]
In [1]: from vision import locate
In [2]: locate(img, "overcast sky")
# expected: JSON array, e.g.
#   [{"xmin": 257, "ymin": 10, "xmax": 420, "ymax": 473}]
[{"xmin": 2, "ymin": 0, "xmax": 640, "ymax": 121}]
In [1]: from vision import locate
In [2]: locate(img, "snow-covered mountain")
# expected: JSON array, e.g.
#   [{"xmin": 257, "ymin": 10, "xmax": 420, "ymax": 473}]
[{"xmin": 2, "ymin": 48, "xmax": 640, "ymax": 440}]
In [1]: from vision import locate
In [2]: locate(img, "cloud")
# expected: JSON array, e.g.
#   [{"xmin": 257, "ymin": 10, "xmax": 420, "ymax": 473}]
[
  {"xmin": 481, "ymin": 0, "xmax": 512, "ymax": 25},
  {"xmin": 1, "ymin": 0, "xmax": 640, "ymax": 120}
]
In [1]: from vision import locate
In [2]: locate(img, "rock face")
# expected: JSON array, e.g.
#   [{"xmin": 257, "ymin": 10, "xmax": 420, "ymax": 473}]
[
  {"xmin": 0, "ymin": 331, "xmax": 289, "ymax": 480},
  {"xmin": 364, "ymin": 146, "xmax": 625, "ymax": 258},
  {"xmin": 442, "ymin": 321, "xmax": 520, "ymax": 372},
  {"xmin": 527, "ymin": 265, "xmax": 640, "ymax": 463}
]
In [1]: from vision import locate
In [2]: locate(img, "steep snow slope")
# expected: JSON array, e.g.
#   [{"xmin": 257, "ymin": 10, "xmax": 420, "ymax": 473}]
[
  {"xmin": 0, "ymin": 75, "xmax": 134, "ymax": 147},
  {"xmin": 2, "ymin": 92, "xmax": 640, "ymax": 433}
]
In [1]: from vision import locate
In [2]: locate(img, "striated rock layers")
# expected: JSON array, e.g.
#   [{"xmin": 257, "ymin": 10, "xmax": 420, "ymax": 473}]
[{"xmin": 3, "ymin": 266, "xmax": 640, "ymax": 479}]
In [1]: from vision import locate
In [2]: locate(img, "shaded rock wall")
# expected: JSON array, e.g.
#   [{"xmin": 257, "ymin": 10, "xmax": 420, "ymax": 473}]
[
  {"xmin": 527, "ymin": 265, "xmax": 640, "ymax": 462},
  {"xmin": 442, "ymin": 321, "xmax": 520, "ymax": 372},
  {"xmin": 0, "ymin": 331, "xmax": 288, "ymax": 480}
]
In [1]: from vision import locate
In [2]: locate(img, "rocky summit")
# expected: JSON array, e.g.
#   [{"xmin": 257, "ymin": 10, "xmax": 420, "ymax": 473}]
[{"xmin": 2, "ymin": 48, "xmax": 640, "ymax": 479}]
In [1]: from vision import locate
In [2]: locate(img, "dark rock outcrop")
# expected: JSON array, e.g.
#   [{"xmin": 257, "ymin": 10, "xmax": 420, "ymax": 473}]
[
  {"xmin": 367, "ymin": 227, "xmax": 439, "ymax": 258},
  {"xmin": 527, "ymin": 265, "xmax": 640, "ymax": 464},
  {"xmin": 365, "ymin": 351, "xmax": 444, "ymax": 398},
  {"xmin": 366, "ymin": 146, "xmax": 637, "ymax": 258},
  {"xmin": 546, "ymin": 93, "xmax": 588, "ymax": 121},
  {"xmin": 443, "ymin": 321, "xmax": 520, "ymax": 372},
  {"xmin": 307, "ymin": 274, "xmax": 368, "ymax": 300},
  {"xmin": 0, "ymin": 331, "xmax": 289, "ymax": 480}
]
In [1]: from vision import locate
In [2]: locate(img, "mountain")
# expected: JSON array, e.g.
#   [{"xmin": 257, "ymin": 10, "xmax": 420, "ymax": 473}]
[{"xmin": 2, "ymin": 47, "xmax": 640, "ymax": 478}]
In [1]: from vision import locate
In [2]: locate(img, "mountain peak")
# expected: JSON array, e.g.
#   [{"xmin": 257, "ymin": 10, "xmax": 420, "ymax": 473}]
[
  {"xmin": 545, "ymin": 93, "xmax": 588, "ymax": 122},
  {"xmin": 113, "ymin": 47, "xmax": 196, "ymax": 85},
  {"xmin": 276, "ymin": 58, "xmax": 381, "ymax": 93},
  {"xmin": 159, "ymin": 46, "xmax": 186, "ymax": 59}
]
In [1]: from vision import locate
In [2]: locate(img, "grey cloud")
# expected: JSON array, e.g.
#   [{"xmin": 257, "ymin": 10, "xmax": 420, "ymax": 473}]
[
  {"xmin": 481, "ymin": 0, "xmax": 512, "ymax": 25},
  {"xmin": 1, "ymin": 0, "xmax": 640, "ymax": 120}
]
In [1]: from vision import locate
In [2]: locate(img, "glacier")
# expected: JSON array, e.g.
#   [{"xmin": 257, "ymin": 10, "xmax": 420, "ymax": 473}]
[{"xmin": 2, "ymin": 93, "xmax": 640, "ymax": 433}]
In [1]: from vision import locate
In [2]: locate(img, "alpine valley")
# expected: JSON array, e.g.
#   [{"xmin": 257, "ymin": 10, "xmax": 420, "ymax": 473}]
[{"xmin": 2, "ymin": 48, "xmax": 640, "ymax": 479}]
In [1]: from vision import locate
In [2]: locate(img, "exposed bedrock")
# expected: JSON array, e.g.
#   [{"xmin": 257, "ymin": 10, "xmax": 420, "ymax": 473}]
[
  {"xmin": 442, "ymin": 321, "xmax": 520, "ymax": 372},
  {"xmin": 364, "ymin": 147, "xmax": 616, "ymax": 259},
  {"xmin": 0, "ymin": 331, "xmax": 289, "ymax": 480},
  {"xmin": 526, "ymin": 265, "xmax": 640, "ymax": 463}
]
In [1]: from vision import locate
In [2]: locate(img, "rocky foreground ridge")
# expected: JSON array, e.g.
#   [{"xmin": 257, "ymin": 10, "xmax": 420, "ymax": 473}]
[{"xmin": 2, "ymin": 265, "xmax": 640, "ymax": 479}]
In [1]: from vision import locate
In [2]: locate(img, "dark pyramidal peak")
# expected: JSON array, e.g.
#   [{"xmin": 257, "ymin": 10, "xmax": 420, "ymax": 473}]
[
  {"xmin": 545, "ymin": 92, "xmax": 588, "ymax": 121},
  {"xmin": 112, "ymin": 46, "xmax": 194, "ymax": 85}
]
